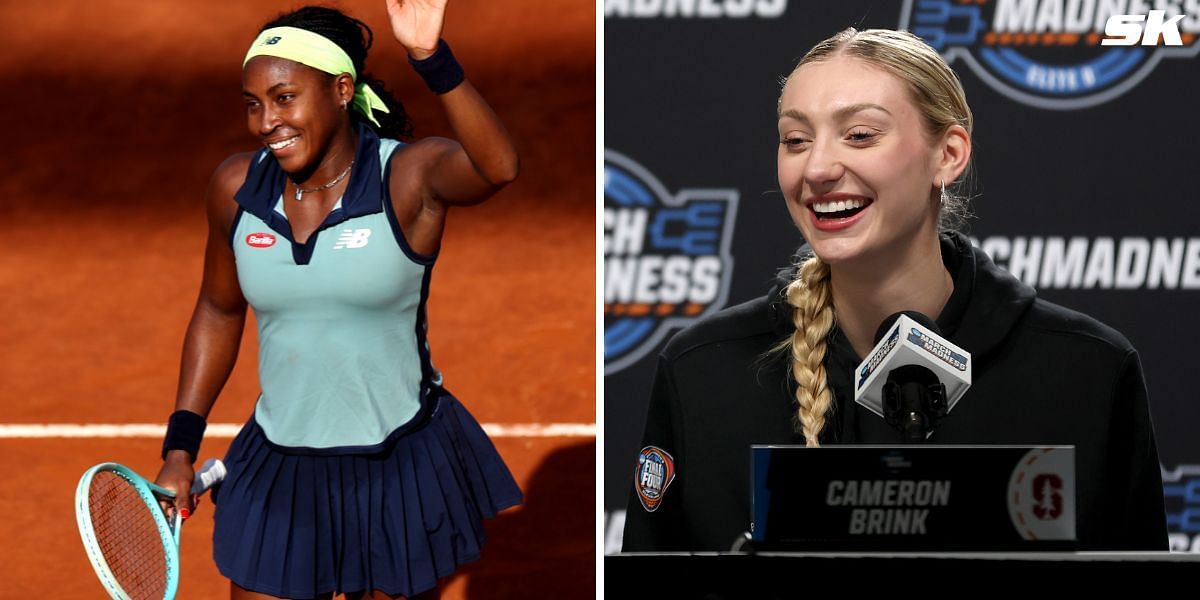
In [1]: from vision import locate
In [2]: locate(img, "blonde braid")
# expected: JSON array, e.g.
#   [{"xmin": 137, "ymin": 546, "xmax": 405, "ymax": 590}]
[{"xmin": 784, "ymin": 256, "xmax": 835, "ymax": 446}]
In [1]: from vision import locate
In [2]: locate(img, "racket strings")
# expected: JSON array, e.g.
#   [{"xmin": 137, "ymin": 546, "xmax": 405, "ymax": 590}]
[{"xmin": 88, "ymin": 471, "xmax": 169, "ymax": 599}]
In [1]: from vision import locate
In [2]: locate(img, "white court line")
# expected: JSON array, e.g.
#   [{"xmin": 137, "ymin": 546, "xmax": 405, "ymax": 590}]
[{"xmin": 0, "ymin": 423, "xmax": 596, "ymax": 439}]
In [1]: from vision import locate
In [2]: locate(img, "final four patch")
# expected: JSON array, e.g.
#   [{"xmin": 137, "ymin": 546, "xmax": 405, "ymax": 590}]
[{"xmin": 635, "ymin": 446, "xmax": 676, "ymax": 512}]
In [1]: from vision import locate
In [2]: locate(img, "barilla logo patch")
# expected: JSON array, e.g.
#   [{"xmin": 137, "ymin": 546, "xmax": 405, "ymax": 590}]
[
  {"xmin": 907, "ymin": 327, "xmax": 969, "ymax": 371},
  {"xmin": 899, "ymin": 1, "xmax": 1200, "ymax": 109},
  {"xmin": 246, "ymin": 233, "xmax": 277, "ymax": 248},
  {"xmin": 604, "ymin": 149, "xmax": 738, "ymax": 374},
  {"xmin": 635, "ymin": 446, "xmax": 676, "ymax": 512},
  {"xmin": 858, "ymin": 326, "xmax": 902, "ymax": 389}
]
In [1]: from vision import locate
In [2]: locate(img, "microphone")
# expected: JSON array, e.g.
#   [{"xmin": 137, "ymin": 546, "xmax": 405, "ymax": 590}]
[{"xmin": 853, "ymin": 312, "xmax": 972, "ymax": 441}]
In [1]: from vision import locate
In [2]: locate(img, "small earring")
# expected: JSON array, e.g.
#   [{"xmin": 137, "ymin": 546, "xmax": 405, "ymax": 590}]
[
  {"xmin": 939, "ymin": 179, "xmax": 947, "ymax": 206},
  {"xmin": 341, "ymin": 100, "xmax": 348, "ymax": 111}
]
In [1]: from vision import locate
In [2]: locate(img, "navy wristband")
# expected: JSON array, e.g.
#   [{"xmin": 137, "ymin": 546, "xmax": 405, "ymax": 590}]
[
  {"xmin": 408, "ymin": 39, "xmax": 465, "ymax": 95},
  {"xmin": 162, "ymin": 410, "xmax": 207, "ymax": 462}
]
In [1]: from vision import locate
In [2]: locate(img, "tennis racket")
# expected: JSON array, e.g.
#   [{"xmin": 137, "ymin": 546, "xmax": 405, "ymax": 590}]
[{"xmin": 75, "ymin": 458, "xmax": 227, "ymax": 600}]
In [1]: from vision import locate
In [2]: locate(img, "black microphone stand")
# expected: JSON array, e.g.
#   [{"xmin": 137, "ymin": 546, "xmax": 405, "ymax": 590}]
[{"xmin": 882, "ymin": 364, "xmax": 948, "ymax": 443}]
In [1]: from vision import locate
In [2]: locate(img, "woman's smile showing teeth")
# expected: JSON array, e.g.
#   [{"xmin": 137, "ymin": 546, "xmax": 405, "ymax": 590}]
[
  {"xmin": 801, "ymin": 194, "xmax": 878, "ymax": 234},
  {"xmin": 267, "ymin": 136, "xmax": 299, "ymax": 151},
  {"xmin": 806, "ymin": 195, "xmax": 873, "ymax": 231},
  {"xmin": 812, "ymin": 197, "xmax": 869, "ymax": 217}
]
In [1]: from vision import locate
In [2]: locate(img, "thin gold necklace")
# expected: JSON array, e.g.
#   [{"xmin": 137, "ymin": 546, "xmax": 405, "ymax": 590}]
[{"xmin": 293, "ymin": 160, "xmax": 354, "ymax": 201}]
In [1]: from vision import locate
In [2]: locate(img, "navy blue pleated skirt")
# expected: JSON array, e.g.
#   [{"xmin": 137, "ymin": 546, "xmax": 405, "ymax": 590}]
[{"xmin": 211, "ymin": 391, "xmax": 523, "ymax": 598}]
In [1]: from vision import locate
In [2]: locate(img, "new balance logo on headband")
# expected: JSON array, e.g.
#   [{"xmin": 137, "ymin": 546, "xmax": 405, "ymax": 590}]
[{"xmin": 333, "ymin": 228, "xmax": 371, "ymax": 250}]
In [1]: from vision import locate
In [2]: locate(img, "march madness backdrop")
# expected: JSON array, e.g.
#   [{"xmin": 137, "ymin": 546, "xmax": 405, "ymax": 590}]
[{"xmin": 604, "ymin": 0, "xmax": 1200, "ymax": 552}]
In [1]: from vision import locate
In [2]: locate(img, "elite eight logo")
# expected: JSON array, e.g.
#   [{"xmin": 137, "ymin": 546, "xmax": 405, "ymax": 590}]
[
  {"xmin": 899, "ymin": 0, "xmax": 1200, "ymax": 109},
  {"xmin": 604, "ymin": 150, "xmax": 737, "ymax": 374}
]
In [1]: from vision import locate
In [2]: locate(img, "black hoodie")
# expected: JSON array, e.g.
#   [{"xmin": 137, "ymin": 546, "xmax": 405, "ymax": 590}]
[{"xmin": 622, "ymin": 233, "xmax": 1168, "ymax": 552}]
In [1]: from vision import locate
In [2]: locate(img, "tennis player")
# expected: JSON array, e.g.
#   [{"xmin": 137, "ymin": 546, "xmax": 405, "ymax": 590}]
[{"xmin": 153, "ymin": 2, "xmax": 522, "ymax": 598}]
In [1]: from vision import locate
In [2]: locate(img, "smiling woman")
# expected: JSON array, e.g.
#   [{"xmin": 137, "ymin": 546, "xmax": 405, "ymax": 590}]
[
  {"xmin": 622, "ymin": 28, "xmax": 1168, "ymax": 553},
  {"xmin": 151, "ymin": 3, "xmax": 522, "ymax": 599}
]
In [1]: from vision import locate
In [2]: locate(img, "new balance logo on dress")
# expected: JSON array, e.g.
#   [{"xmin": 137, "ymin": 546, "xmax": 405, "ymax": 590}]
[{"xmin": 333, "ymin": 228, "xmax": 371, "ymax": 250}]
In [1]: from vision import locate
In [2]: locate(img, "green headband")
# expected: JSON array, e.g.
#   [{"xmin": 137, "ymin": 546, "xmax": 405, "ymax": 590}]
[{"xmin": 244, "ymin": 26, "xmax": 390, "ymax": 127}]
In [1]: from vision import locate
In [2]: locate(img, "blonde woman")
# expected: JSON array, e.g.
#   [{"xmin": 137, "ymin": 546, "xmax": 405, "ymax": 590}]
[{"xmin": 623, "ymin": 28, "xmax": 1167, "ymax": 552}]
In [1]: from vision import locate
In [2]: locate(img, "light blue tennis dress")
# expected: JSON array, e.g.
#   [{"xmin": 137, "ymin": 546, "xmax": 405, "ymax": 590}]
[
  {"xmin": 212, "ymin": 122, "xmax": 522, "ymax": 598},
  {"xmin": 231, "ymin": 135, "xmax": 438, "ymax": 452}
]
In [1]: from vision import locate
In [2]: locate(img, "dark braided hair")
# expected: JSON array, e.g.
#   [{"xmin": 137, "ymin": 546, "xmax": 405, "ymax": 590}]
[{"xmin": 262, "ymin": 6, "xmax": 413, "ymax": 141}]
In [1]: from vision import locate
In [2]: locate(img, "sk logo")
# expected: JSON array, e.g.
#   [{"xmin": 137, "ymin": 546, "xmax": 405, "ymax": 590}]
[
  {"xmin": 333, "ymin": 228, "xmax": 371, "ymax": 250},
  {"xmin": 1102, "ymin": 11, "xmax": 1189, "ymax": 46}
]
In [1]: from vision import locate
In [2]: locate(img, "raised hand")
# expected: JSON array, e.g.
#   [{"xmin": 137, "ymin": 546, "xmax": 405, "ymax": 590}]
[{"xmin": 384, "ymin": 0, "xmax": 448, "ymax": 59}]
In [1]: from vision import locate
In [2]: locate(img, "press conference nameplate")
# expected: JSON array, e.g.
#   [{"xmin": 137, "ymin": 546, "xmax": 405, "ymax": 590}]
[{"xmin": 750, "ymin": 445, "xmax": 1076, "ymax": 551}]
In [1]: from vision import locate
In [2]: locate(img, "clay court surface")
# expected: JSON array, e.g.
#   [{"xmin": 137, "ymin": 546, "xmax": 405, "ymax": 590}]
[{"xmin": 0, "ymin": 1, "xmax": 595, "ymax": 597}]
